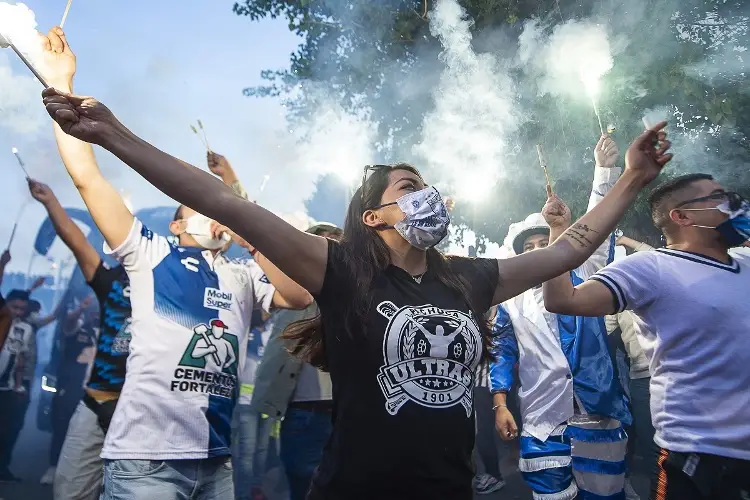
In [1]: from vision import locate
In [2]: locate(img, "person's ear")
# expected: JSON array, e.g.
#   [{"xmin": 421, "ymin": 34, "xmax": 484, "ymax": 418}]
[
  {"xmin": 169, "ymin": 220, "xmax": 185, "ymax": 237},
  {"xmin": 669, "ymin": 208, "xmax": 693, "ymax": 227},
  {"xmin": 362, "ymin": 208, "xmax": 387, "ymax": 229}
]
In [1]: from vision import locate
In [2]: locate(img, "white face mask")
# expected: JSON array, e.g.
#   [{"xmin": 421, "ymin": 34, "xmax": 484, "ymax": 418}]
[
  {"xmin": 382, "ymin": 187, "xmax": 450, "ymax": 250},
  {"xmin": 183, "ymin": 213, "xmax": 230, "ymax": 250}
]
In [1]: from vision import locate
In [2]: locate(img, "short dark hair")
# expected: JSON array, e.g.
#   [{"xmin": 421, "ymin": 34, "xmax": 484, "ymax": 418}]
[
  {"xmin": 648, "ymin": 173, "xmax": 714, "ymax": 231},
  {"xmin": 6, "ymin": 289, "xmax": 30, "ymax": 302},
  {"xmin": 173, "ymin": 205, "xmax": 184, "ymax": 221}
]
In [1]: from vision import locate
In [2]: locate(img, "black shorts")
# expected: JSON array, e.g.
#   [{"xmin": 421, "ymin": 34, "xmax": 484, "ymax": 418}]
[{"xmin": 651, "ymin": 447, "xmax": 750, "ymax": 500}]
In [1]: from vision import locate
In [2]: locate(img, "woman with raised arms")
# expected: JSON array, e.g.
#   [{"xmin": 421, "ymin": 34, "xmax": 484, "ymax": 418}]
[{"xmin": 42, "ymin": 87, "xmax": 671, "ymax": 500}]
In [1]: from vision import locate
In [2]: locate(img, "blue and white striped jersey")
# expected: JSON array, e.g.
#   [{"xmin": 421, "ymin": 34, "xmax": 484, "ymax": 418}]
[{"xmin": 101, "ymin": 219, "xmax": 275, "ymax": 460}]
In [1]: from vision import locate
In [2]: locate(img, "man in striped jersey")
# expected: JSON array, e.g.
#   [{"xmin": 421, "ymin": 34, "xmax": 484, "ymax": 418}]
[{"xmin": 40, "ymin": 27, "xmax": 312, "ymax": 499}]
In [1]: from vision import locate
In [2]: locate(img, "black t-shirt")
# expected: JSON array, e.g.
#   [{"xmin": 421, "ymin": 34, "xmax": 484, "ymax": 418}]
[
  {"xmin": 85, "ymin": 263, "xmax": 132, "ymax": 393},
  {"xmin": 309, "ymin": 240, "xmax": 498, "ymax": 500}
]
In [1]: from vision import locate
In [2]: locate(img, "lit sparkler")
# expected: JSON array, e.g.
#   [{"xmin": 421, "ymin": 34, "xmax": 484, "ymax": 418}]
[
  {"xmin": 536, "ymin": 144, "xmax": 552, "ymax": 192},
  {"xmin": 60, "ymin": 0, "xmax": 73, "ymax": 28},
  {"xmin": 191, "ymin": 120, "xmax": 211, "ymax": 151},
  {"xmin": 11, "ymin": 147, "xmax": 30, "ymax": 178}
]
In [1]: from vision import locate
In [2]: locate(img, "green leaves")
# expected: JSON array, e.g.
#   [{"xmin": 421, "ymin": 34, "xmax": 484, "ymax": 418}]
[{"xmin": 236, "ymin": 0, "xmax": 750, "ymax": 247}]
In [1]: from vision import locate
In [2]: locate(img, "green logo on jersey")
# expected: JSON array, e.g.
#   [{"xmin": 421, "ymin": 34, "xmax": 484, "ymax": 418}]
[{"xmin": 179, "ymin": 319, "xmax": 239, "ymax": 377}]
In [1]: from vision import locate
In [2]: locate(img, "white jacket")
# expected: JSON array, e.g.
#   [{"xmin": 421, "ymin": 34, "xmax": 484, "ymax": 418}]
[{"xmin": 499, "ymin": 166, "xmax": 621, "ymax": 442}]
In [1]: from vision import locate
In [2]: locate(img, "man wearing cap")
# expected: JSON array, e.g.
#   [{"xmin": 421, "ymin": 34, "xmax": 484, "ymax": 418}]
[
  {"xmin": 489, "ymin": 136, "xmax": 633, "ymax": 500},
  {"xmin": 249, "ymin": 222, "xmax": 342, "ymax": 500}
]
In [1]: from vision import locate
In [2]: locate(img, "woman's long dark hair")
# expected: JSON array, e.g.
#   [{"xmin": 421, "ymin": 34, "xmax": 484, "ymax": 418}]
[{"xmin": 284, "ymin": 163, "xmax": 495, "ymax": 371}]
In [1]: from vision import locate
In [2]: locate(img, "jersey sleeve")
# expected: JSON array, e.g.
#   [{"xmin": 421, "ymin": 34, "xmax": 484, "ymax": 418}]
[
  {"xmin": 575, "ymin": 167, "xmax": 621, "ymax": 279},
  {"xmin": 246, "ymin": 260, "xmax": 276, "ymax": 314},
  {"xmin": 489, "ymin": 304, "xmax": 518, "ymax": 393},
  {"xmin": 589, "ymin": 251, "xmax": 661, "ymax": 314},
  {"xmin": 104, "ymin": 218, "xmax": 172, "ymax": 272}
]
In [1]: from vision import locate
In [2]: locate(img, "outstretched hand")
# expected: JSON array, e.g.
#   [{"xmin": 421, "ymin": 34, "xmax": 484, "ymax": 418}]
[
  {"xmin": 42, "ymin": 88, "xmax": 118, "ymax": 145},
  {"xmin": 28, "ymin": 178, "xmax": 55, "ymax": 205},
  {"xmin": 625, "ymin": 121, "xmax": 673, "ymax": 187},
  {"xmin": 38, "ymin": 26, "xmax": 76, "ymax": 89},
  {"xmin": 542, "ymin": 185, "xmax": 572, "ymax": 230},
  {"xmin": 210, "ymin": 222, "xmax": 251, "ymax": 251},
  {"xmin": 30, "ymin": 276, "xmax": 46, "ymax": 291},
  {"xmin": 207, "ymin": 152, "xmax": 231, "ymax": 178},
  {"xmin": 594, "ymin": 134, "xmax": 619, "ymax": 169}
]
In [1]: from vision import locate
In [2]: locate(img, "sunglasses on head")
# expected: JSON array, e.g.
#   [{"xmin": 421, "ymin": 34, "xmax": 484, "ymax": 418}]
[
  {"xmin": 360, "ymin": 164, "xmax": 392, "ymax": 206},
  {"xmin": 674, "ymin": 192, "xmax": 745, "ymax": 212}
]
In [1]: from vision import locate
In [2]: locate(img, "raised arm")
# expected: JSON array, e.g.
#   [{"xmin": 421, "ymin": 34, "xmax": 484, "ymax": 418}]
[
  {"xmin": 40, "ymin": 28, "xmax": 133, "ymax": 252},
  {"xmin": 207, "ymin": 152, "xmax": 247, "ymax": 199},
  {"xmin": 35, "ymin": 299, "xmax": 64, "ymax": 329},
  {"xmin": 0, "ymin": 250, "xmax": 9, "ymax": 288},
  {"xmin": 574, "ymin": 135, "xmax": 621, "ymax": 278},
  {"xmin": 541, "ymin": 197, "xmax": 619, "ymax": 317},
  {"xmin": 63, "ymin": 296, "xmax": 92, "ymax": 335},
  {"xmin": 28, "ymin": 179, "xmax": 101, "ymax": 281},
  {"xmin": 617, "ymin": 235, "xmax": 654, "ymax": 253},
  {"xmin": 491, "ymin": 125, "xmax": 672, "ymax": 305},
  {"xmin": 42, "ymin": 90, "xmax": 328, "ymax": 294}
]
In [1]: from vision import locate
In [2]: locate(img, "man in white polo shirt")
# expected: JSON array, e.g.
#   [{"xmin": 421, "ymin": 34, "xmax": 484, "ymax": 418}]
[
  {"xmin": 40, "ymin": 26, "xmax": 312, "ymax": 499},
  {"xmin": 543, "ymin": 173, "xmax": 750, "ymax": 499}
]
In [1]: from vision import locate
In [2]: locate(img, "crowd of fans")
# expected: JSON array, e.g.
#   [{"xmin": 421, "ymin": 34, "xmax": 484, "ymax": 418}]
[{"xmin": 0, "ymin": 25, "xmax": 748, "ymax": 500}]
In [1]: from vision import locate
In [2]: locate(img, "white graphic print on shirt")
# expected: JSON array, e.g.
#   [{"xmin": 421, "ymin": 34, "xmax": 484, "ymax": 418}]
[{"xmin": 376, "ymin": 302, "xmax": 482, "ymax": 417}]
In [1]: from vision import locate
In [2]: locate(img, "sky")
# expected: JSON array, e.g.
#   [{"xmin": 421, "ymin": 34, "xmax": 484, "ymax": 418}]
[{"xmin": 0, "ymin": 0, "xmax": 304, "ymax": 276}]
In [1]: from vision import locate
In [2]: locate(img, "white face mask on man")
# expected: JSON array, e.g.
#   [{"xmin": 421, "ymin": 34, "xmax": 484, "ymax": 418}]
[{"xmin": 183, "ymin": 213, "xmax": 231, "ymax": 250}]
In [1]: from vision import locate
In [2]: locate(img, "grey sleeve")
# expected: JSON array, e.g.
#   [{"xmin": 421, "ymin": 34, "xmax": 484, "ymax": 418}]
[
  {"xmin": 23, "ymin": 331, "xmax": 37, "ymax": 382},
  {"xmin": 230, "ymin": 180, "xmax": 249, "ymax": 200}
]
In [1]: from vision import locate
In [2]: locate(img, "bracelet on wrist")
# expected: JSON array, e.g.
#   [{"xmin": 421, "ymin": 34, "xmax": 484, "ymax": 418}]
[{"xmin": 492, "ymin": 403, "xmax": 507, "ymax": 411}]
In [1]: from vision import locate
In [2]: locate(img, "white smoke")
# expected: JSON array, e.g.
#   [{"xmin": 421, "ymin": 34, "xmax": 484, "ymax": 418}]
[
  {"xmin": 291, "ymin": 94, "xmax": 376, "ymax": 187},
  {"xmin": 415, "ymin": 0, "xmax": 519, "ymax": 201},
  {"xmin": 0, "ymin": 2, "xmax": 46, "ymax": 134},
  {"xmin": 519, "ymin": 19, "xmax": 617, "ymax": 102}
]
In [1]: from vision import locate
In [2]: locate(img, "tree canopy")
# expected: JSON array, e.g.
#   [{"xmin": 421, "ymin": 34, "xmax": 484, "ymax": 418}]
[{"xmin": 235, "ymin": 0, "xmax": 749, "ymax": 248}]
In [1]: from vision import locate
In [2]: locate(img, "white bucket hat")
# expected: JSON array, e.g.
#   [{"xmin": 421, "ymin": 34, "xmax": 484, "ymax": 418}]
[{"xmin": 505, "ymin": 213, "xmax": 550, "ymax": 256}]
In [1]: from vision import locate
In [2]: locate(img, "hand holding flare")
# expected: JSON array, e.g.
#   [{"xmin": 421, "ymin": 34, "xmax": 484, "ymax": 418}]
[{"xmin": 536, "ymin": 144, "xmax": 552, "ymax": 194}]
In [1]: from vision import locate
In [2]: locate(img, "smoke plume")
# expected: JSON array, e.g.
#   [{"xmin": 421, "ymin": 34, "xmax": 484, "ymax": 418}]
[
  {"xmin": 0, "ymin": 2, "xmax": 46, "ymax": 135},
  {"xmin": 415, "ymin": 0, "xmax": 520, "ymax": 201}
]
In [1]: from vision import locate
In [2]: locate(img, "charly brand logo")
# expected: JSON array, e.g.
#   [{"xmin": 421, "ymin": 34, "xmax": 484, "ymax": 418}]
[
  {"xmin": 203, "ymin": 288, "xmax": 234, "ymax": 311},
  {"xmin": 376, "ymin": 302, "xmax": 481, "ymax": 417},
  {"xmin": 111, "ymin": 318, "xmax": 132, "ymax": 354},
  {"xmin": 171, "ymin": 319, "xmax": 239, "ymax": 398}
]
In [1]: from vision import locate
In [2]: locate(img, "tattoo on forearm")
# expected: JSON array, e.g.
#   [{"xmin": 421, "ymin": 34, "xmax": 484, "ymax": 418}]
[{"xmin": 564, "ymin": 223, "xmax": 599, "ymax": 248}]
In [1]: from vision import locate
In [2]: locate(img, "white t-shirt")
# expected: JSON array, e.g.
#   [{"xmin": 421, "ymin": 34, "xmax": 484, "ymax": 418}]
[
  {"xmin": 0, "ymin": 319, "xmax": 34, "ymax": 392},
  {"xmin": 102, "ymin": 219, "xmax": 275, "ymax": 460},
  {"xmin": 591, "ymin": 248, "xmax": 750, "ymax": 460}
]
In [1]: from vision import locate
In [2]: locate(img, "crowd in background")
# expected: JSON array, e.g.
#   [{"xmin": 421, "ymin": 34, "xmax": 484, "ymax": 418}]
[{"xmin": 0, "ymin": 24, "xmax": 748, "ymax": 500}]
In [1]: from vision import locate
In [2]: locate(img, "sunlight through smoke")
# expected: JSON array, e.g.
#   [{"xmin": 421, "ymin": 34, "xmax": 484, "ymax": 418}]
[
  {"xmin": 519, "ymin": 19, "xmax": 615, "ymax": 104},
  {"xmin": 415, "ymin": 0, "xmax": 519, "ymax": 203}
]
